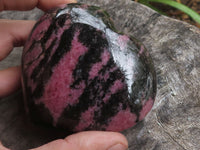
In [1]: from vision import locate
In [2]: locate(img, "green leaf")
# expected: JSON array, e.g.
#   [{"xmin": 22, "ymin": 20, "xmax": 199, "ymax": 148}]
[
  {"xmin": 138, "ymin": 0, "xmax": 166, "ymax": 15},
  {"xmin": 140, "ymin": 0, "xmax": 200, "ymax": 24}
]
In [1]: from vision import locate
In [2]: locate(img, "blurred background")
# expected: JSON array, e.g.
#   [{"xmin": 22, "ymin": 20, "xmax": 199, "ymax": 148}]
[{"xmin": 134, "ymin": 0, "xmax": 200, "ymax": 28}]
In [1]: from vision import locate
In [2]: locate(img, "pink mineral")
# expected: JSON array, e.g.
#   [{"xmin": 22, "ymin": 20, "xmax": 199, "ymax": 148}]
[{"xmin": 22, "ymin": 3, "xmax": 157, "ymax": 132}]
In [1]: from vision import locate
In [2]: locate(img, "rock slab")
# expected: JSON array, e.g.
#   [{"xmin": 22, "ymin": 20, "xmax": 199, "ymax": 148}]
[{"xmin": 0, "ymin": 0, "xmax": 200, "ymax": 149}]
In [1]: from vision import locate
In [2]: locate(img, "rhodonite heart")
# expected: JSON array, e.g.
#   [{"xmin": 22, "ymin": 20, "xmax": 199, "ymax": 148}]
[{"xmin": 22, "ymin": 3, "xmax": 157, "ymax": 132}]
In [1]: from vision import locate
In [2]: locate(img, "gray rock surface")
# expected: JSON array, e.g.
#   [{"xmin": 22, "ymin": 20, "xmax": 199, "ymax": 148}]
[{"xmin": 0, "ymin": 0, "xmax": 200, "ymax": 149}]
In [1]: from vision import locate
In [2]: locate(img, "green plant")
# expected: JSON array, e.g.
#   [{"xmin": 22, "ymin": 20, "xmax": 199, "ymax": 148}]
[{"xmin": 136, "ymin": 0, "xmax": 200, "ymax": 24}]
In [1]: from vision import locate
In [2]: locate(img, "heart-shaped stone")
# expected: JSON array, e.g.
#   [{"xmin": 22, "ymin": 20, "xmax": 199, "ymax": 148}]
[{"xmin": 22, "ymin": 3, "xmax": 157, "ymax": 132}]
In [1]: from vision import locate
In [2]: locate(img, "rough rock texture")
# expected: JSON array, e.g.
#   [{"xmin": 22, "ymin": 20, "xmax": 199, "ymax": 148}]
[
  {"xmin": 0, "ymin": 0, "xmax": 200, "ymax": 150},
  {"xmin": 22, "ymin": 3, "xmax": 156, "ymax": 132}
]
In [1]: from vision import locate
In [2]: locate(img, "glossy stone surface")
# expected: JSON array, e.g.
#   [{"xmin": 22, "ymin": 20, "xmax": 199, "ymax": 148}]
[{"xmin": 22, "ymin": 3, "xmax": 156, "ymax": 132}]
